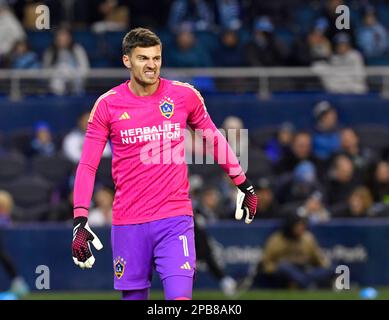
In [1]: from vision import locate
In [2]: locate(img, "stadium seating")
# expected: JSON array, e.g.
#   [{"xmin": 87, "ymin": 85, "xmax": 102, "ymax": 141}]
[
  {"xmin": 8, "ymin": 175, "xmax": 52, "ymax": 221},
  {"xmin": 31, "ymin": 154, "xmax": 74, "ymax": 187},
  {"xmin": 0, "ymin": 153, "xmax": 26, "ymax": 188}
]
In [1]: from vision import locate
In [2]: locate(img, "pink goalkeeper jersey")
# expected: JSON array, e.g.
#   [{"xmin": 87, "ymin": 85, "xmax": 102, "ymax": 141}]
[{"xmin": 73, "ymin": 78, "xmax": 246, "ymax": 225}]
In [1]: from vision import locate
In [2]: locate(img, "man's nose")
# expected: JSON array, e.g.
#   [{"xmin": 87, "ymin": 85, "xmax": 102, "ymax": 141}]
[{"xmin": 146, "ymin": 60, "xmax": 156, "ymax": 69}]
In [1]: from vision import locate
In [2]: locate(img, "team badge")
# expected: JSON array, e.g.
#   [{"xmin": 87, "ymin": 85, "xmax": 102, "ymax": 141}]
[
  {"xmin": 113, "ymin": 256, "xmax": 126, "ymax": 279},
  {"xmin": 159, "ymin": 97, "xmax": 174, "ymax": 119}
]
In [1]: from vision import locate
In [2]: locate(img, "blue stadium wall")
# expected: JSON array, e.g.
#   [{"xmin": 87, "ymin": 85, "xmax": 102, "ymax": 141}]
[
  {"xmin": 0, "ymin": 93, "xmax": 389, "ymax": 133},
  {"xmin": 1, "ymin": 219, "xmax": 389, "ymax": 291},
  {"xmin": 1, "ymin": 92, "xmax": 389, "ymax": 291}
]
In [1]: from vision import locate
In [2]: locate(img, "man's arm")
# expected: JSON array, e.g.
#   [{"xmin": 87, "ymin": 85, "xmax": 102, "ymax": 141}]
[
  {"xmin": 72, "ymin": 97, "xmax": 111, "ymax": 268},
  {"xmin": 186, "ymin": 85, "xmax": 258, "ymax": 222}
]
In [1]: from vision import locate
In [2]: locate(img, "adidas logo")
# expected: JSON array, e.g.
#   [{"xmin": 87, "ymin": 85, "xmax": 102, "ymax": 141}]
[
  {"xmin": 119, "ymin": 112, "xmax": 130, "ymax": 120},
  {"xmin": 180, "ymin": 262, "xmax": 191, "ymax": 270}
]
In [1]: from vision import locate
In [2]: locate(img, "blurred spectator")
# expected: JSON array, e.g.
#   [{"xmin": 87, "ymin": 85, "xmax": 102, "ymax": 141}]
[
  {"xmin": 43, "ymin": 0, "xmax": 91, "ymax": 29},
  {"xmin": 312, "ymin": 101, "xmax": 341, "ymax": 161},
  {"xmin": 290, "ymin": 18, "xmax": 332, "ymax": 66},
  {"xmin": 9, "ymin": 40, "xmax": 40, "ymax": 69},
  {"xmin": 193, "ymin": 199, "xmax": 238, "ymax": 297},
  {"xmin": 325, "ymin": 154, "xmax": 360, "ymax": 210},
  {"xmin": 261, "ymin": 213, "xmax": 333, "ymax": 289},
  {"xmin": 91, "ymin": 0, "xmax": 129, "ymax": 33},
  {"xmin": 333, "ymin": 186, "xmax": 374, "ymax": 218},
  {"xmin": 89, "ymin": 187, "xmax": 113, "ymax": 227},
  {"xmin": 338, "ymin": 127, "xmax": 376, "ymax": 178},
  {"xmin": 215, "ymin": 0, "xmax": 242, "ymax": 31},
  {"xmin": 369, "ymin": 160, "xmax": 389, "ymax": 204},
  {"xmin": 49, "ymin": 190, "xmax": 73, "ymax": 221},
  {"xmin": 319, "ymin": 0, "xmax": 355, "ymax": 44},
  {"xmin": 217, "ymin": 175, "xmax": 240, "ymax": 217},
  {"xmin": 215, "ymin": 29, "xmax": 245, "ymax": 67},
  {"xmin": 43, "ymin": 27, "xmax": 90, "ymax": 95},
  {"xmin": 254, "ymin": 178, "xmax": 280, "ymax": 219},
  {"xmin": 277, "ymin": 160, "xmax": 323, "ymax": 205},
  {"xmin": 168, "ymin": 0, "xmax": 214, "ymax": 32},
  {"xmin": 245, "ymin": 16, "xmax": 287, "ymax": 66},
  {"xmin": 0, "ymin": 189, "xmax": 30, "ymax": 298},
  {"xmin": 307, "ymin": 19, "xmax": 332, "ymax": 62},
  {"xmin": 125, "ymin": 0, "xmax": 171, "ymax": 29},
  {"xmin": 198, "ymin": 185, "xmax": 224, "ymax": 222},
  {"xmin": 30, "ymin": 121, "xmax": 56, "ymax": 157},
  {"xmin": 0, "ymin": 190, "xmax": 13, "ymax": 226},
  {"xmin": 167, "ymin": 25, "xmax": 213, "ymax": 67},
  {"xmin": 0, "ymin": 1, "xmax": 25, "ymax": 62},
  {"xmin": 275, "ymin": 131, "xmax": 317, "ymax": 175},
  {"xmin": 357, "ymin": 7, "xmax": 387, "ymax": 58},
  {"xmin": 221, "ymin": 116, "xmax": 248, "ymax": 157},
  {"xmin": 63, "ymin": 112, "xmax": 111, "ymax": 164},
  {"xmin": 20, "ymin": 0, "xmax": 44, "ymax": 30},
  {"xmin": 297, "ymin": 191, "xmax": 330, "ymax": 224},
  {"xmin": 264, "ymin": 122, "xmax": 295, "ymax": 164},
  {"xmin": 313, "ymin": 32, "xmax": 367, "ymax": 94}
]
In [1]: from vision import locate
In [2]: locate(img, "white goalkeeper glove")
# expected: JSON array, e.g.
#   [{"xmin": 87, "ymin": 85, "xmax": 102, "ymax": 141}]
[{"xmin": 235, "ymin": 179, "xmax": 258, "ymax": 224}]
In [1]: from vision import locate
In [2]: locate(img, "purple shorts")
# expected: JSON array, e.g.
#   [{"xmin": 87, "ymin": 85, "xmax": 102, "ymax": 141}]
[{"xmin": 111, "ymin": 215, "xmax": 196, "ymax": 290}]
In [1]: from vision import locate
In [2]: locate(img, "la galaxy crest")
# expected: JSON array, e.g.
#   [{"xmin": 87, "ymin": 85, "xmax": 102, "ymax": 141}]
[
  {"xmin": 159, "ymin": 97, "xmax": 174, "ymax": 119},
  {"xmin": 113, "ymin": 256, "xmax": 126, "ymax": 279}
]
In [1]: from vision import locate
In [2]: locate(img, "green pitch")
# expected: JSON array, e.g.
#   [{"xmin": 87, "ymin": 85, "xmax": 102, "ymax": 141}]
[{"xmin": 23, "ymin": 288, "xmax": 389, "ymax": 300}]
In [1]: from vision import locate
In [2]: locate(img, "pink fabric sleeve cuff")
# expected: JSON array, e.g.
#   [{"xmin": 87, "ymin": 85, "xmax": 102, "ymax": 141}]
[
  {"xmin": 74, "ymin": 207, "xmax": 89, "ymax": 218},
  {"xmin": 232, "ymin": 174, "xmax": 247, "ymax": 186}
]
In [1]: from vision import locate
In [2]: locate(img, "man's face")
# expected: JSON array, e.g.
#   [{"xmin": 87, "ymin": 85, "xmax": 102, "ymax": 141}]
[
  {"xmin": 341, "ymin": 129, "xmax": 358, "ymax": 150},
  {"xmin": 335, "ymin": 156, "xmax": 354, "ymax": 182},
  {"xmin": 292, "ymin": 221, "xmax": 306, "ymax": 238},
  {"xmin": 292, "ymin": 134, "xmax": 311, "ymax": 159},
  {"xmin": 123, "ymin": 45, "xmax": 162, "ymax": 86},
  {"xmin": 336, "ymin": 42, "xmax": 350, "ymax": 55},
  {"xmin": 320, "ymin": 109, "xmax": 338, "ymax": 130}
]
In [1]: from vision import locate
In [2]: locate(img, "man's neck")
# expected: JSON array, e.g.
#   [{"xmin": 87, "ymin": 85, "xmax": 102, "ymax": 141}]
[{"xmin": 129, "ymin": 78, "xmax": 160, "ymax": 97}]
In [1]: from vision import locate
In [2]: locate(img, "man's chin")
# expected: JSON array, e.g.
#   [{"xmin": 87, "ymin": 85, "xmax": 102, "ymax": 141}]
[{"xmin": 143, "ymin": 77, "xmax": 159, "ymax": 85}]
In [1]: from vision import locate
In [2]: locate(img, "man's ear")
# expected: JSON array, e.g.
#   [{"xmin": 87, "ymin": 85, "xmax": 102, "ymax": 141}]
[{"xmin": 122, "ymin": 55, "xmax": 131, "ymax": 69}]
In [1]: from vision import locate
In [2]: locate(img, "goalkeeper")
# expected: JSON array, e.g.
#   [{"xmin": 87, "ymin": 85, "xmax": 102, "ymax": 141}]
[{"xmin": 71, "ymin": 27, "xmax": 258, "ymax": 300}]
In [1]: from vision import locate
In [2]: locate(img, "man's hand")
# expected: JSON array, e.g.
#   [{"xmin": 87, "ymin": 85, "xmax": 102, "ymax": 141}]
[
  {"xmin": 72, "ymin": 217, "xmax": 103, "ymax": 269},
  {"xmin": 235, "ymin": 179, "xmax": 258, "ymax": 224}
]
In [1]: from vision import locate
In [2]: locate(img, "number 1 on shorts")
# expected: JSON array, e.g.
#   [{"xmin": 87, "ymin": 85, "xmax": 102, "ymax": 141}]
[{"xmin": 179, "ymin": 235, "xmax": 189, "ymax": 257}]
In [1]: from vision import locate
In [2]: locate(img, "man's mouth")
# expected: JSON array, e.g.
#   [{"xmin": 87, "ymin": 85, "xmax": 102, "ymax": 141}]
[{"xmin": 144, "ymin": 71, "xmax": 156, "ymax": 78}]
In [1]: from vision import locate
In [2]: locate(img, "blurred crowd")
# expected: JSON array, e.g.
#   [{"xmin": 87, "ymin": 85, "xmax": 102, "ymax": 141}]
[
  {"xmin": 1, "ymin": 100, "xmax": 389, "ymax": 227},
  {"xmin": 0, "ymin": 0, "xmax": 389, "ymax": 93}
]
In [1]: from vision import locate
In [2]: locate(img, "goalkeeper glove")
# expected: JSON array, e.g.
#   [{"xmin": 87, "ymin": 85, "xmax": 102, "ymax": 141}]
[
  {"xmin": 72, "ymin": 216, "xmax": 103, "ymax": 269},
  {"xmin": 235, "ymin": 179, "xmax": 258, "ymax": 224}
]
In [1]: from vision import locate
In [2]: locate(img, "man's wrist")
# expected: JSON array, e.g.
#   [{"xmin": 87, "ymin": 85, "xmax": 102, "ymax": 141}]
[
  {"xmin": 237, "ymin": 178, "xmax": 254, "ymax": 194},
  {"xmin": 231, "ymin": 174, "xmax": 246, "ymax": 186},
  {"xmin": 74, "ymin": 207, "xmax": 89, "ymax": 219}
]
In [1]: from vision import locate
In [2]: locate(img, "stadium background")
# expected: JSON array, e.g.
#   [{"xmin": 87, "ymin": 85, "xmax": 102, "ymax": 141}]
[{"xmin": 2, "ymin": 0, "xmax": 389, "ymax": 299}]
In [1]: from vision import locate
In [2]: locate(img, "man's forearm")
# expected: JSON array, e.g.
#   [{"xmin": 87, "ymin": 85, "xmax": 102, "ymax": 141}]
[{"xmin": 73, "ymin": 136, "xmax": 107, "ymax": 218}]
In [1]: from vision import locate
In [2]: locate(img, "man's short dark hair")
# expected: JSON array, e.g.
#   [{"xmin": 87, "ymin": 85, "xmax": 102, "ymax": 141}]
[{"xmin": 122, "ymin": 28, "xmax": 162, "ymax": 55}]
